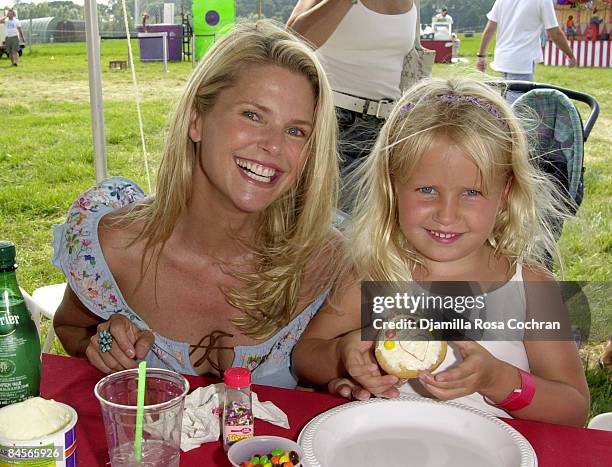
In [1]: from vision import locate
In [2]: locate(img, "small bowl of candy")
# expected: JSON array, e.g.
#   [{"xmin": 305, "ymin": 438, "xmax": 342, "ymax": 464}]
[{"xmin": 227, "ymin": 435, "xmax": 303, "ymax": 467}]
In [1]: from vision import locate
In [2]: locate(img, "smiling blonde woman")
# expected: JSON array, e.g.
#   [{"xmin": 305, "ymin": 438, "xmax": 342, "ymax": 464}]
[{"xmin": 52, "ymin": 20, "xmax": 342, "ymax": 389}]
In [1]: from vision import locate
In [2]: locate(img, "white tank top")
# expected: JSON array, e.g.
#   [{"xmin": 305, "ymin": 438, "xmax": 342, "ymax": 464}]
[
  {"xmin": 315, "ymin": 1, "xmax": 416, "ymax": 101},
  {"xmin": 398, "ymin": 264, "xmax": 530, "ymax": 418}
]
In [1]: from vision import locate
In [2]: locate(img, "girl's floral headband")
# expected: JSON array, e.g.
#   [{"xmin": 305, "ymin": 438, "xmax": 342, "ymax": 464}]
[{"xmin": 400, "ymin": 94, "xmax": 507, "ymax": 126}]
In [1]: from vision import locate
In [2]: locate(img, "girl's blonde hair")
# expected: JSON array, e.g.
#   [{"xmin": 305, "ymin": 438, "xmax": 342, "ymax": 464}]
[
  {"xmin": 348, "ymin": 77, "xmax": 567, "ymax": 281},
  {"xmin": 124, "ymin": 20, "xmax": 339, "ymax": 339}
]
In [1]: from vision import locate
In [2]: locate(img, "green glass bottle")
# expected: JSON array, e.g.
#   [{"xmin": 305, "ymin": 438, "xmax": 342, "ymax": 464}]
[{"xmin": 0, "ymin": 240, "xmax": 42, "ymax": 407}]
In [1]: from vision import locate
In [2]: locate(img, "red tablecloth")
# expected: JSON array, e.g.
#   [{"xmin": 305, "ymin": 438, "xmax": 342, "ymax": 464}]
[{"xmin": 40, "ymin": 354, "xmax": 611, "ymax": 466}]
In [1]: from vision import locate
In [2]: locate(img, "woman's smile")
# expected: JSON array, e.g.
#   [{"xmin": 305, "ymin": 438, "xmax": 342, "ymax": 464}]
[
  {"xmin": 234, "ymin": 157, "xmax": 283, "ymax": 185},
  {"xmin": 189, "ymin": 63, "xmax": 315, "ymax": 215}
]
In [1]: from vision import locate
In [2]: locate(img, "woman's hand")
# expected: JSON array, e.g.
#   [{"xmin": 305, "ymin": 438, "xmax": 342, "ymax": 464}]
[
  {"xmin": 338, "ymin": 330, "xmax": 400, "ymax": 398},
  {"xmin": 417, "ymin": 340, "xmax": 515, "ymax": 401},
  {"xmin": 327, "ymin": 377, "xmax": 371, "ymax": 401},
  {"xmin": 85, "ymin": 314, "xmax": 154, "ymax": 373}
]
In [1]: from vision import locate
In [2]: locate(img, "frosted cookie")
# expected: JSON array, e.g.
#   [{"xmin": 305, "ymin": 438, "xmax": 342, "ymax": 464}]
[{"xmin": 375, "ymin": 327, "xmax": 447, "ymax": 379}]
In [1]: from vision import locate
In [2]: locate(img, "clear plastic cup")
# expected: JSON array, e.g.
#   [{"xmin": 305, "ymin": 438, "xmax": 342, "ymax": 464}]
[{"xmin": 94, "ymin": 368, "xmax": 189, "ymax": 467}]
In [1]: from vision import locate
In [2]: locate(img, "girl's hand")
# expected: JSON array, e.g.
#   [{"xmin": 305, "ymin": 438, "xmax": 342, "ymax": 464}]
[
  {"xmin": 85, "ymin": 314, "xmax": 154, "ymax": 374},
  {"xmin": 338, "ymin": 330, "xmax": 400, "ymax": 398},
  {"xmin": 417, "ymin": 340, "xmax": 512, "ymax": 401},
  {"xmin": 327, "ymin": 377, "xmax": 371, "ymax": 401}
]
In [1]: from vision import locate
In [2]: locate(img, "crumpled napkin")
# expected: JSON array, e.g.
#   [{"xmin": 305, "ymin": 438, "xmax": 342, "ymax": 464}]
[{"xmin": 180, "ymin": 383, "xmax": 290, "ymax": 452}]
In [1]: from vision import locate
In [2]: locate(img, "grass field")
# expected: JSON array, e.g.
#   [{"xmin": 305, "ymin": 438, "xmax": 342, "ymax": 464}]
[{"xmin": 0, "ymin": 33, "xmax": 609, "ymax": 418}]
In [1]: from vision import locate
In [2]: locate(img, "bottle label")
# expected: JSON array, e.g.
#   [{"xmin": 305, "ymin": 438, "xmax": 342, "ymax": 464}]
[
  {"xmin": 0, "ymin": 313, "xmax": 19, "ymax": 336},
  {"xmin": 223, "ymin": 424, "xmax": 254, "ymax": 447},
  {"xmin": 0, "ymin": 299, "xmax": 41, "ymax": 407},
  {"xmin": 222, "ymin": 399, "xmax": 253, "ymax": 449}
]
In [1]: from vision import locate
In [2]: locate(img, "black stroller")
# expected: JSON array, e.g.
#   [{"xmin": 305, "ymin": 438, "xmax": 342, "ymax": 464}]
[
  {"xmin": 504, "ymin": 81, "xmax": 600, "ymax": 238},
  {"xmin": 504, "ymin": 82, "xmax": 600, "ymax": 344}
]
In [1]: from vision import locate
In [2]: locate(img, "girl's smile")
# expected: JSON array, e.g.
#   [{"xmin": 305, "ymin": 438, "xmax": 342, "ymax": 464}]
[{"xmin": 426, "ymin": 229, "xmax": 464, "ymax": 244}]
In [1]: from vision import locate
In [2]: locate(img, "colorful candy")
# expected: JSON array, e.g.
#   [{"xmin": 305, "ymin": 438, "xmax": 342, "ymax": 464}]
[
  {"xmin": 384, "ymin": 339, "xmax": 395, "ymax": 350},
  {"xmin": 288, "ymin": 451, "xmax": 299, "ymax": 464},
  {"xmin": 238, "ymin": 448, "xmax": 300, "ymax": 467},
  {"xmin": 225, "ymin": 401, "xmax": 253, "ymax": 426}
]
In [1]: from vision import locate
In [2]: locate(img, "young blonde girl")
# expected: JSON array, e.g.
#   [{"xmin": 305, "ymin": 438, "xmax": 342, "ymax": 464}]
[{"xmin": 292, "ymin": 77, "xmax": 589, "ymax": 426}]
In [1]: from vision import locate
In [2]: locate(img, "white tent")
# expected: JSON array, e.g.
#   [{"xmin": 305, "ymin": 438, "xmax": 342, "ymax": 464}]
[{"xmin": 84, "ymin": 0, "xmax": 107, "ymax": 183}]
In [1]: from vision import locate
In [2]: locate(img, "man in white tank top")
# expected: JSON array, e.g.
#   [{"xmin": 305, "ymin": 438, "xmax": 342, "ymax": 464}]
[{"xmin": 288, "ymin": 1, "xmax": 419, "ymax": 208}]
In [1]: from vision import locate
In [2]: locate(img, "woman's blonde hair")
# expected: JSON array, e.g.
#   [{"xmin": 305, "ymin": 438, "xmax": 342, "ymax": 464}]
[
  {"xmin": 347, "ymin": 77, "xmax": 567, "ymax": 281},
  {"xmin": 125, "ymin": 20, "xmax": 339, "ymax": 339}
]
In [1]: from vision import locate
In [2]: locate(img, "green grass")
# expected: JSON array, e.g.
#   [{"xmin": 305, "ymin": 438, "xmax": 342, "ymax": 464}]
[
  {"xmin": 0, "ymin": 39, "xmax": 187, "ymax": 289},
  {"xmin": 586, "ymin": 366, "xmax": 612, "ymax": 420},
  {"xmin": 1, "ymin": 36, "xmax": 610, "ymax": 417}
]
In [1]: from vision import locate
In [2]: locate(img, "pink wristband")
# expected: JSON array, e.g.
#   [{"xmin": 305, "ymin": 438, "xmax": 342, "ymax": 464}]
[{"xmin": 494, "ymin": 369, "xmax": 536, "ymax": 412}]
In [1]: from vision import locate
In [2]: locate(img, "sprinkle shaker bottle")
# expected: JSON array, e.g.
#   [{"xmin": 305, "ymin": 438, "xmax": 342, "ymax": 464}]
[{"xmin": 222, "ymin": 367, "xmax": 253, "ymax": 451}]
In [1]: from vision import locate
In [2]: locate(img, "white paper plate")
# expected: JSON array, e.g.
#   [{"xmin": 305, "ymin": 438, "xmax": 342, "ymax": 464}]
[{"xmin": 298, "ymin": 396, "xmax": 536, "ymax": 467}]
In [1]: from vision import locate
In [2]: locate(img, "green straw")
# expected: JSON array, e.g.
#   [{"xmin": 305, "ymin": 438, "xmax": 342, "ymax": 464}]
[{"xmin": 134, "ymin": 360, "xmax": 147, "ymax": 463}]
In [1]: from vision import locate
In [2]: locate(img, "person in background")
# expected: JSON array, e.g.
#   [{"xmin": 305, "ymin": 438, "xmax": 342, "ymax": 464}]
[
  {"xmin": 433, "ymin": 7, "xmax": 453, "ymax": 25},
  {"xmin": 451, "ymin": 32, "xmax": 460, "ymax": 61},
  {"xmin": 477, "ymin": 0, "xmax": 576, "ymax": 103},
  {"xmin": 0, "ymin": 9, "xmax": 25, "ymax": 67},
  {"xmin": 141, "ymin": 12, "xmax": 151, "ymax": 33},
  {"xmin": 586, "ymin": 9, "xmax": 602, "ymax": 42},
  {"xmin": 566, "ymin": 15, "xmax": 576, "ymax": 41},
  {"xmin": 287, "ymin": 0, "xmax": 419, "ymax": 209},
  {"xmin": 52, "ymin": 21, "xmax": 342, "ymax": 389}
]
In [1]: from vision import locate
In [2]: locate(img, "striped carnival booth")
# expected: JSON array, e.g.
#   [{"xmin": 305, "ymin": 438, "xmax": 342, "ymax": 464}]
[{"xmin": 544, "ymin": 40, "xmax": 612, "ymax": 67}]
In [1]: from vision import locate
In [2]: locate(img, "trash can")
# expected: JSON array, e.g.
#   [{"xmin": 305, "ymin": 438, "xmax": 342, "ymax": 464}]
[{"xmin": 421, "ymin": 40, "xmax": 453, "ymax": 63}]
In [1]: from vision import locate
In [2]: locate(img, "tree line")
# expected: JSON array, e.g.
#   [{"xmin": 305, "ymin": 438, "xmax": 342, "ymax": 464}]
[
  {"xmin": 238, "ymin": 0, "xmax": 496, "ymax": 32},
  {"xmin": 238, "ymin": 0, "xmax": 496, "ymax": 31},
  {"xmin": 6, "ymin": 0, "xmax": 495, "ymax": 36}
]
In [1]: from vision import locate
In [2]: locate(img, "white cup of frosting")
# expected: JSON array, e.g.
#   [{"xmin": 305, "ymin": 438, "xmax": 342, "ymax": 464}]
[{"xmin": 0, "ymin": 397, "xmax": 78, "ymax": 466}]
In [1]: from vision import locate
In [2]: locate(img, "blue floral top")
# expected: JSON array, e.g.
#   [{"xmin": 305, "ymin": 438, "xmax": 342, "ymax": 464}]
[{"xmin": 52, "ymin": 177, "xmax": 328, "ymax": 388}]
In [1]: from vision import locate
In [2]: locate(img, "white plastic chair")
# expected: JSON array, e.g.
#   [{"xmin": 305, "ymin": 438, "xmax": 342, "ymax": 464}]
[
  {"xmin": 19, "ymin": 287, "xmax": 42, "ymax": 335},
  {"xmin": 588, "ymin": 412, "xmax": 612, "ymax": 432},
  {"xmin": 31, "ymin": 283, "xmax": 67, "ymax": 354}
]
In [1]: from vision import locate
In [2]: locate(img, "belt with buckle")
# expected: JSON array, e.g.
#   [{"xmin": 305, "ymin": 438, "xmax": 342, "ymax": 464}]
[{"xmin": 332, "ymin": 91, "xmax": 394, "ymax": 120}]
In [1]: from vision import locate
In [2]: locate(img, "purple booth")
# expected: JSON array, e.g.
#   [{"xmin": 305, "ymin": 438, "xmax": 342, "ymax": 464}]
[{"xmin": 137, "ymin": 24, "xmax": 183, "ymax": 62}]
